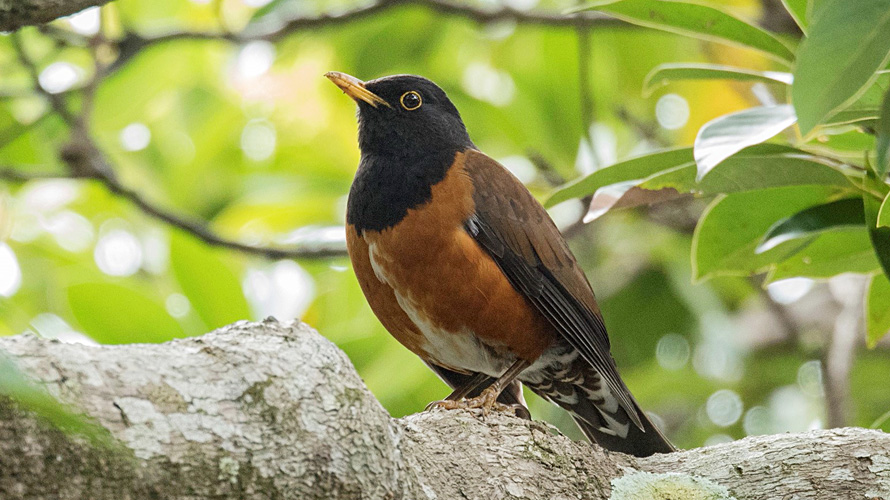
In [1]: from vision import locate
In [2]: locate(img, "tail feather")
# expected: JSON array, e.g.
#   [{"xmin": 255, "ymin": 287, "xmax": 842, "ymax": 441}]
[
  {"xmin": 523, "ymin": 347, "xmax": 675, "ymax": 457},
  {"xmin": 571, "ymin": 399, "xmax": 675, "ymax": 457}
]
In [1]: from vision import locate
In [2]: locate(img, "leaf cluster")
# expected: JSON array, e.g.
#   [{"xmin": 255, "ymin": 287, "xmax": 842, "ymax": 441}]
[{"xmin": 556, "ymin": 0, "xmax": 890, "ymax": 346}]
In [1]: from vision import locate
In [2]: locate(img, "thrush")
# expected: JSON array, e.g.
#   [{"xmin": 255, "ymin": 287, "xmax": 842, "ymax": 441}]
[{"xmin": 326, "ymin": 71, "xmax": 674, "ymax": 457}]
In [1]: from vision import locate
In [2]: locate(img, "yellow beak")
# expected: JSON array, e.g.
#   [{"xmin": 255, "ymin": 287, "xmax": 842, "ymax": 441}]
[{"xmin": 325, "ymin": 72, "xmax": 391, "ymax": 109}]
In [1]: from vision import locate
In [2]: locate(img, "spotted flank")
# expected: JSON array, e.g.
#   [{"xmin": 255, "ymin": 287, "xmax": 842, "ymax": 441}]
[{"xmin": 521, "ymin": 342, "xmax": 631, "ymax": 439}]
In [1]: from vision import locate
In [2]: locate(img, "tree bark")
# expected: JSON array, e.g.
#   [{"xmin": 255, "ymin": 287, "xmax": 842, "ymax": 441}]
[
  {"xmin": 0, "ymin": 0, "xmax": 110, "ymax": 31},
  {"xmin": 1, "ymin": 319, "xmax": 888, "ymax": 500}
]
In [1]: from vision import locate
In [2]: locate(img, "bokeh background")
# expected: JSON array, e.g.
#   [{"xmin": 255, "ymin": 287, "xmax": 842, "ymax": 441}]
[{"xmin": 1, "ymin": 0, "xmax": 887, "ymax": 450}]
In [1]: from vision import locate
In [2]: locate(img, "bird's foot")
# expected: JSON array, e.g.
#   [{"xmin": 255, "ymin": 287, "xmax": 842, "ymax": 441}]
[{"xmin": 425, "ymin": 386, "xmax": 529, "ymax": 418}]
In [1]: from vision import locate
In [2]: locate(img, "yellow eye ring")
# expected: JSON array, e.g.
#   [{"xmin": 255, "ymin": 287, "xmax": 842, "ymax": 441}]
[{"xmin": 400, "ymin": 91, "xmax": 422, "ymax": 110}]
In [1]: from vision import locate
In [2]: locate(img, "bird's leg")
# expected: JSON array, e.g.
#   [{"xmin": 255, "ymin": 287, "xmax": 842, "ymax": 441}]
[
  {"xmin": 443, "ymin": 372, "xmax": 490, "ymax": 401},
  {"xmin": 426, "ymin": 359, "xmax": 531, "ymax": 416}
]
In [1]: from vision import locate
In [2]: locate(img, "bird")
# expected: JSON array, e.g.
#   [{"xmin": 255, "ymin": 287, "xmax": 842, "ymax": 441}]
[{"xmin": 325, "ymin": 71, "xmax": 675, "ymax": 457}]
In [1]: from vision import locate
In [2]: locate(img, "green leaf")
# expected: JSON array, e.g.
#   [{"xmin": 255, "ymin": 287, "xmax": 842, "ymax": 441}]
[
  {"xmin": 169, "ymin": 231, "xmax": 252, "ymax": 330},
  {"xmin": 756, "ymin": 198, "xmax": 864, "ymax": 253},
  {"xmin": 768, "ymin": 229, "xmax": 880, "ymax": 281},
  {"xmin": 0, "ymin": 354, "xmax": 112, "ymax": 445},
  {"xmin": 579, "ymin": 0, "xmax": 795, "ymax": 63},
  {"xmin": 249, "ymin": 0, "xmax": 287, "ymax": 22},
  {"xmin": 866, "ymin": 273, "xmax": 890, "ymax": 347},
  {"xmin": 879, "ymin": 192, "xmax": 890, "ymax": 228},
  {"xmin": 864, "ymin": 190, "xmax": 890, "ymax": 278},
  {"xmin": 584, "ymin": 166, "xmax": 693, "ymax": 221},
  {"xmin": 692, "ymin": 186, "xmax": 836, "ymax": 280},
  {"xmin": 780, "ymin": 0, "xmax": 810, "ymax": 33},
  {"xmin": 643, "ymin": 63, "xmax": 792, "ymax": 97},
  {"xmin": 876, "ymin": 87, "xmax": 890, "ymax": 178},
  {"xmin": 792, "ymin": 0, "xmax": 890, "ymax": 135},
  {"xmin": 67, "ymin": 283, "xmax": 186, "ymax": 344},
  {"xmin": 582, "ymin": 146, "xmax": 852, "ymax": 220},
  {"xmin": 698, "ymin": 151, "xmax": 853, "ymax": 193},
  {"xmin": 822, "ymin": 108, "xmax": 881, "ymax": 127},
  {"xmin": 545, "ymin": 147, "xmax": 693, "ymax": 208},
  {"xmin": 651, "ymin": 148, "xmax": 851, "ymax": 194},
  {"xmin": 694, "ymin": 105, "xmax": 797, "ymax": 180}
]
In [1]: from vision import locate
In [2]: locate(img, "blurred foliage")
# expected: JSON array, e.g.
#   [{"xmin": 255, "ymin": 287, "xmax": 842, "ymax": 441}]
[{"xmin": 1, "ymin": 0, "xmax": 889, "ymax": 451}]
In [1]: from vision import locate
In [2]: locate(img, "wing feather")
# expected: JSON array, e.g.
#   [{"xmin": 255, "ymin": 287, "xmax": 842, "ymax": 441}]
[{"xmin": 462, "ymin": 150, "xmax": 643, "ymax": 430}]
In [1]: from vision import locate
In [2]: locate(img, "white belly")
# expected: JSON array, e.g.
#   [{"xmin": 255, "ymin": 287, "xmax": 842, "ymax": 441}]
[
  {"xmin": 368, "ymin": 241, "xmax": 512, "ymax": 376},
  {"xmin": 393, "ymin": 285, "xmax": 510, "ymax": 376}
]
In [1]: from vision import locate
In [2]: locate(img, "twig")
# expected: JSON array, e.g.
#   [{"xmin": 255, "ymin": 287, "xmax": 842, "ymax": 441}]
[
  {"xmin": 9, "ymin": 30, "xmax": 347, "ymax": 260},
  {"xmin": 527, "ymin": 151, "xmax": 592, "ymax": 240},
  {"xmin": 754, "ymin": 279, "xmax": 801, "ymax": 344},
  {"xmin": 105, "ymin": 0, "xmax": 626, "ymax": 70},
  {"xmin": 615, "ymin": 106, "xmax": 664, "ymax": 146},
  {"xmin": 149, "ymin": 0, "xmax": 624, "ymax": 43},
  {"xmin": 104, "ymin": 0, "xmax": 628, "ymax": 72},
  {"xmin": 5, "ymin": 0, "xmax": 626, "ymax": 260},
  {"xmin": 527, "ymin": 150, "xmax": 568, "ymax": 187},
  {"xmin": 0, "ymin": 166, "xmax": 86, "ymax": 182},
  {"xmin": 1, "ymin": 159, "xmax": 347, "ymax": 259}
]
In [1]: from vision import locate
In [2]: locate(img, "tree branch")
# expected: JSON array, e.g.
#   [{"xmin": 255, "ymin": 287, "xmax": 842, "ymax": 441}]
[
  {"xmin": 147, "ymin": 0, "xmax": 625, "ymax": 43},
  {"xmin": 0, "ymin": 166, "xmax": 83, "ymax": 181},
  {"xmin": 1, "ymin": 320, "xmax": 888, "ymax": 499},
  {"xmin": 7, "ymin": 29, "xmax": 348, "ymax": 260},
  {"xmin": 2, "ymin": 0, "xmax": 627, "ymax": 261},
  {"xmin": 0, "ymin": 0, "xmax": 111, "ymax": 32},
  {"xmin": 3, "ymin": 0, "xmax": 625, "ymax": 35},
  {"xmin": 104, "ymin": 0, "xmax": 627, "ymax": 72},
  {"xmin": 1, "ymin": 160, "xmax": 348, "ymax": 259}
]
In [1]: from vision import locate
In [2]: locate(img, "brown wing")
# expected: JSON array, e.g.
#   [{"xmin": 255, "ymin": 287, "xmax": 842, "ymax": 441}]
[{"xmin": 462, "ymin": 149, "xmax": 643, "ymax": 429}]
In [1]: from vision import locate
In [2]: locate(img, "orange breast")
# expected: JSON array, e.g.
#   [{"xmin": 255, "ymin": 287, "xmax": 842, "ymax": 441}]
[{"xmin": 346, "ymin": 151, "xmax": 556, "ymax": 376}]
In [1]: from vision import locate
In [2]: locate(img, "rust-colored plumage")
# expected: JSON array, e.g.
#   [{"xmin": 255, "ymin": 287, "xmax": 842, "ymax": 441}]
[
  {"xmin": 347, "ymin": 152, "xmax": 556, "ymax": 369},
  {"xmin": 328, "ymin": 71, "xmax": 675, "ymax": 457}
]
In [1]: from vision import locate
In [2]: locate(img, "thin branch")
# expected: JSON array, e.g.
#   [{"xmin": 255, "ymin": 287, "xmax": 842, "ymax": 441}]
[
  {"xmin": 751, "ymin": 277, "xmax": 802, "ymax": 345},
  {"xmin": 96, "ymin": 170, "xmax": 348, "ymax": 259},
  {"xmin": 8, "ymin": 31, "xmax": 347, "ymax": 261},
  {"xmin": 5, "ymin": 0, "xmax": 626, "ymax": 260},
  {"xmin": 615, "ymin": 106, "xmax": 665, "ymax": 146},
  {"xmin": 116, "ymin": 0, "xmax": 626, "ymax": 48},
  {"xmin": 2, "ymin": 157, "xmax": 348, "ymax": 259},
  {"xmin": 527, "ymin": 150, "xmax": 568, "ymax": 187},
  {"xmin": 0, "ymin": 0, "xmax": 114, "ymax": 31},
  {"xmin": 99, "ymin": 173, "xmax": 346, "ymax": 259},
  {"xmin": 104, "ymin": 0, "xmax": 626, "ymax": 72},
  {"xmin": 0, "ymin": 166, "xmax": 86, "ymax": 182},
  {"xmin": 527, "ymin": 151, "xmax": 592, "ymax": 240}
]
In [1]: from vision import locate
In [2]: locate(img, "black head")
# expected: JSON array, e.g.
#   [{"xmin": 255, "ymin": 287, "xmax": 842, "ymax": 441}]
[
  {"xmin": 325, "ymin": 72, "xmax": 474, "ymax": 157},
  {"xmin": 327, "ymin": 72, "xmax": 476, "ymax": 233}
]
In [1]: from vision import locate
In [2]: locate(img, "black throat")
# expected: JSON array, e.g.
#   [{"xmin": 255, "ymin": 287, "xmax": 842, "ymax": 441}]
[{"xmin": 347, "ymin": 146, "xmax": 466, "ymax": 234}]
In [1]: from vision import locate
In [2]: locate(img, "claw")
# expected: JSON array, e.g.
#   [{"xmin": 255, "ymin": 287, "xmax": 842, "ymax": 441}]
[{"xmin": 425, "ymin": 385, "xmax": 529, "ymax": 419}]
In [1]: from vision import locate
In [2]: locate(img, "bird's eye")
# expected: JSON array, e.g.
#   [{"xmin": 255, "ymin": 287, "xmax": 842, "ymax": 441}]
[{"xmin": 400, "ymin": 91, "xmax": 422, "ymax": 110}]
